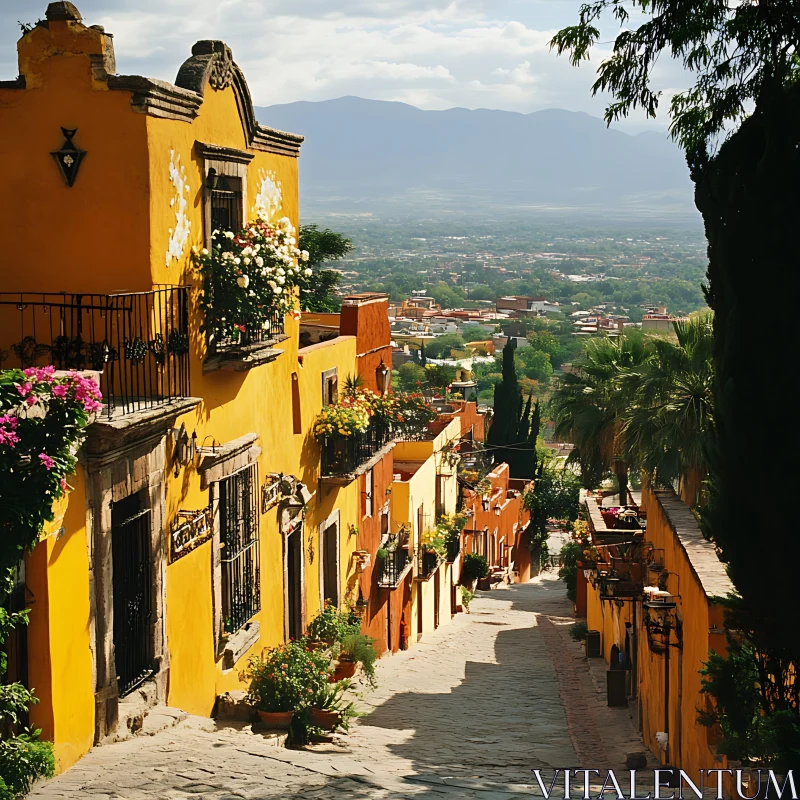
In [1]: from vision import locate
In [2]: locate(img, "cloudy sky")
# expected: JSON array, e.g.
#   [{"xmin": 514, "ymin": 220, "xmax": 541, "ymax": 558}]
[{"xmin": 1, "ymin": 0, "xmax": 683, "ymax": 130}]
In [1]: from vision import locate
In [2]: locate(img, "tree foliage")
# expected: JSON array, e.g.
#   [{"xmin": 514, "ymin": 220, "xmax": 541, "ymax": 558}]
[
  {"xmin": 486, "ymin": 341, "xmax": 540, "ymax": 479},
  {"xmin": 550, "ymin": 0, "xmax": 800, "ymax": 159},
  {"xmin": 298, "ymin": 224, "xmax": 353, "ymax": 312}
]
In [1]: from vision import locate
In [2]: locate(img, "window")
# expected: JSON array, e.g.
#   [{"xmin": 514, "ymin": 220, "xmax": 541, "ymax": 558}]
[
  {"xmin": 322, "ymin": 368, "xmax": 338, "ymax": 407},
  {"xmin": 210, "ymin": 175, "xmax": 243, "ymax": 233},
  {"xmin": 220, "ymin": 465, "xmax": 260, "ymax": 633},
  {"xmin": 363, "ymin": 469, "xmax": 373, "ymax": 518}
]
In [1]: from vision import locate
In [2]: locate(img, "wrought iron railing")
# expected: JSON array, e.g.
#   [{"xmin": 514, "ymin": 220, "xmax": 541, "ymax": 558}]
[
  {"xmin": 446, "ymin": 537, "xmax": 461, "ymax": 562},
  {"xmin": 377, "ymin": 548, "xmax": 410, "ymax": 587},
  {"xmin": 417, "ymin": 549, "xmax": 440, "ymax": 578},
  {"xmin": 0, "ymin": 287, "xmax": 190, "ymax": 418},
  {"xmin": 320, "ymin": 420, "xmax": 391, "ymax": 477}
]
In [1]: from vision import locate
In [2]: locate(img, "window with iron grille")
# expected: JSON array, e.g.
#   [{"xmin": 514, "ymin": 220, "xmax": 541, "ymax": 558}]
[
  {"xmin": 210, "ymin": 175, "xmax": 243, "ymax": 233},
  {"xmin": 220, "ymin": 464, "xmax": 260, "ymax": 633}
]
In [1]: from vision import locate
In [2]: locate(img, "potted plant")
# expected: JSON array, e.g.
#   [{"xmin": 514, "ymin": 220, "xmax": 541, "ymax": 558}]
[
  {"xmin": 460, "ymin": 553, "xmax": 489, "ymax": 589},
  {"xmin": 333, "ymin": 633, "xmax": 379, "ymax": 687},
  {"xmin": 459, "ymin": 585, "xmax": 473, "ymax": 614},
  {"xmin": 306, "ymin": 602, "xmax": 361, "ymax": 646},
  {"xmin": 309, "ymin": 679, "xmax": 354, "ymax": 731},
  {"xmin": 244, "ymin": 640, "xmax": 330, "ymax": 730}
]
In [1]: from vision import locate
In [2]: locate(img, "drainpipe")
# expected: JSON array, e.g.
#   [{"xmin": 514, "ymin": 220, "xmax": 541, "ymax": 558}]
[{"xmin": 664, "ymin": 621, "xmax": 670, "ymax": 764}]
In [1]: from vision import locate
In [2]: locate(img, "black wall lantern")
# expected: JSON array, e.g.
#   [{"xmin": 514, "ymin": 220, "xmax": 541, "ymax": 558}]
[
  {"xmin": 375, "ymin": 359, "xmax": 389, "ymax": 396},
  {"xmin": 51, "ymin": 128, "xmax": 86, "ymax": 187}
]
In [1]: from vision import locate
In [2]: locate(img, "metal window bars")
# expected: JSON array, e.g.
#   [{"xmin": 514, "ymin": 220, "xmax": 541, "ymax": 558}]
[
  {"xmin": 220, "ymin": 464, "xmax": 261, "ymax": 634},
  {"xmin": 0, "ymin": 287, "xmax": 190, "ymax": 418},
  {"xmin": 377, "ymin": 544, "xmax": 410, "ymax": 588}
]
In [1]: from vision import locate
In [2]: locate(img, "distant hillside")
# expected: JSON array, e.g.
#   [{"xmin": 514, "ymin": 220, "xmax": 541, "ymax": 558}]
[{"xmin": 255, "ymin": 96, "xmax": 694, "ymax": 215}]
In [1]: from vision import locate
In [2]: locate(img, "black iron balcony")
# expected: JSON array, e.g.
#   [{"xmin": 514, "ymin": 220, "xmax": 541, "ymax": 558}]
[
  {"xmin": 0, "ymin": 288, "xmax": 191, "ymax": 418},
  {"xmin": 320, "ymin": 420, "xmax": 391, "ymax": 479},
  {"xmin": 446, "ymin": 537, "xmax": 461, "ymax": 562},
  {"xmin": 417, "ymin": 549, "xmax": 440, "ymax": 579},
  {"xmin": 377, "ymin": 547, "xmax": 410, "ymax": 588}
]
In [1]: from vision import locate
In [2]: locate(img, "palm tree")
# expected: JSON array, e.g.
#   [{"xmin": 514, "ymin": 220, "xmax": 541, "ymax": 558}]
[
  {"xmin": 552, "ymin": 333, "xmax": 650, "ymax": 503},
  {"xmin": 619, "ymin": 314, "xmax": 714, "ymax": 507}
]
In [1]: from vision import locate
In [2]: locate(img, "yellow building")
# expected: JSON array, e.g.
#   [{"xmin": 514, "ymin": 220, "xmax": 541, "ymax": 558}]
[
  {"xmin": 391, "ymin": 417, "xmax": 461, "ymax": 642},
  {"xmin": 0, "ymin": 3, "xmax": 396, "ymax": 772}
]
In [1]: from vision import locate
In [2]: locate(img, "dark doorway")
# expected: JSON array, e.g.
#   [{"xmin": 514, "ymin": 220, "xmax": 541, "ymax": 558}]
[
  {"xmin": 321, "ymin": 523, "xmax": 339, "ymax": 606},
  {"xmin": 286, "ymin": 528, "xmax": 303, "ymax": 640},
  {"xmin": 433, "ymin": 574, "xmax": 440, "ymax": 629},
  {"xmin": 1, "ymin": 569, "xmax": 29, "ymax": 736},
  {"xmin": 111, "ymin": 493, "xmax": 153, "ymax": 697},
  {"xmin": 416, "ymin": 586, "xmax": 423, "ymax": 638}
]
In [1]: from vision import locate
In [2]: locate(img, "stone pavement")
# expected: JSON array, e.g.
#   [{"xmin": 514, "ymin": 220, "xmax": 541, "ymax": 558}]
[{"xmin": 31, "ymin": 570, "xmax": 651, "ymax": 800}]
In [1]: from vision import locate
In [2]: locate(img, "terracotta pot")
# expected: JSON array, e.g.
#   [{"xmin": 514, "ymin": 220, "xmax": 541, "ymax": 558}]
[
  {"xmin": 257, "ymin": 710, "xmax": 294, "ymax": 730},
  {"xmin": 306, "ymin": 640, "xmax": 331, "ymax": 651},
  {"xmin": 310, "ymin": 708, "xmax": 340, "ymax": 731},
  {"xmin": 330, "ymin": 658, "xmax": 357, "ymax": 682}
]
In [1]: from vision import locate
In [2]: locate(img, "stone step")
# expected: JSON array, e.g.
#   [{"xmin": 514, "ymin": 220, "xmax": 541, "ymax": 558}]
[{"xmin": 138, "ymin": 706, "xmax": 188, "ymax": 736}]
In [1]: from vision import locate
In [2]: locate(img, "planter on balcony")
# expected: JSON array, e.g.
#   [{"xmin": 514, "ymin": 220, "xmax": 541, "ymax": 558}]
[
  {"xmin": 319, "ymin": 421, "xmax": 391, "ymax": 480},
  {"xmin": 378, "ymin": 547, "xmax": 410, "ymax": 588}
]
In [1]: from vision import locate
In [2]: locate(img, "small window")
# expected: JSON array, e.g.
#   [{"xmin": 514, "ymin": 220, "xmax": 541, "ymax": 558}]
[
  {"xmin": 210, "ymin": 175, "xmax": 243, "ymax": 234},
  {"xmin": 363, "ymin": 469, "xmax": 373, "ymax": 518},
  {"xmin": 322, "ymin": 368, "xmax": 338, "ymax": 407}
]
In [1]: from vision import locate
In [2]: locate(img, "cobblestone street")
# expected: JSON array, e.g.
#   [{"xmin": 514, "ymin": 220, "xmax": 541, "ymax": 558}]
[{"xmin": 32, "ymin": 571, "xmax": 648, "ymax": 800}]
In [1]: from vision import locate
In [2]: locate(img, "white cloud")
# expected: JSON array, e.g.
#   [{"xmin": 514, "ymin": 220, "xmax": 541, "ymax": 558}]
[{"xmin": 0, "ymin": 0, "xmax": 688, "ymax": 129}]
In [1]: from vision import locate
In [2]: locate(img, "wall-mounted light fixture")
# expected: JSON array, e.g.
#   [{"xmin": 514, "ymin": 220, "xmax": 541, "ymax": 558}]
[
  {"xmin": 206, "ymin": 167, "xmax": 219, "ymax": 190},
  {"xmin": 481, "ymin": 497, "xmax": 490, "ymax": 512},
  {"xmin": 51, "ymin": 127, "xmax": 86, "ymax": 187},
  {"xmin": 376, "ymin": 359, "xmax": 389, "ymax": 396},
  {"xmin": 170, "ymin": 423, "xmax": 197, "ymax": 477},
  {"xmin": 494, "ymin": 503, "xmax": 502, "ymax": 517}
]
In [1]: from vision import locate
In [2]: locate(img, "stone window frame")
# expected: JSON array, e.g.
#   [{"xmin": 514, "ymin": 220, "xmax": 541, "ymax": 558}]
[
  {"xmin": 197, "ymin": 433, "xmax": 261, "ymax": 663},
  {"xmin": 317, "ymin": 509, "xmax": 340, "ymax": 611},
  {"xmin": 281, "ymin": 502, "xmax": 307, "ymax": 640},
  {"xmin": 195, "ymin": 141, "xmax": 254, "ymax": 248},
  {"xmin": 321, "ymin": 367, "xmax": 338, "ymax": 407},
  {"xmin": 85, "ymin": 436, "xmax": 168, "ymax": 743}
]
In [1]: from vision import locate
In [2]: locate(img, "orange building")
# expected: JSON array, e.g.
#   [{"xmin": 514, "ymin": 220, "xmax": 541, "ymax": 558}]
[{"xmin": 582, "ymin": 485, "xmax": 733, "ymax": 783}]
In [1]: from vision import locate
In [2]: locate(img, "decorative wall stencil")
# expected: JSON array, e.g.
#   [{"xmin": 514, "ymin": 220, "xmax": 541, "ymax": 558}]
[
  {"xmin": 166, "ymin": 150, "xmax": 191, "ymax": 266},
  {"xmin": 170, "ymin": 507, "xmax": 212, "ymax": 562},
  {"xmin": 253, "ymin": 169, "xmax": 282, "ymax": 222}
]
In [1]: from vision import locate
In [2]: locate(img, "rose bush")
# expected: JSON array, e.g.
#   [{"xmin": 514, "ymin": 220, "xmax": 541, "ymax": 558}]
[{"xmin": 192, "ymin": 216, "xmax": 311, "ymax": 346}]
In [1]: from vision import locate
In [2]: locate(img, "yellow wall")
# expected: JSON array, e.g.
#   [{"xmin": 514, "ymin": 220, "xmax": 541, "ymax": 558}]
[{"xmin": 26, "ymin": 468, "xmax": 95, "ymax": 771}]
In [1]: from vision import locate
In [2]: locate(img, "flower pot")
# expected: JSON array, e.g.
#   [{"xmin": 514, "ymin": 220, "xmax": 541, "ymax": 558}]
[
  {"xmin": 306, "ymin": 639, "xmax": 332, "ymax": 651},
  {"xmin": 330, "ymin": 658, "xmax": 357, "ymax": 682},
  {"xmin": 310, "ymin": 708, "xmax": 340, "ymax": 731},
  {"xmin": 257, "ymin": 710, "xmax": 294, "ymax": 730}
]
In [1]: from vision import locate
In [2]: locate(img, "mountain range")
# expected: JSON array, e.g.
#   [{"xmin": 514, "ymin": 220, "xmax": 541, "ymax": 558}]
[{"xmin": 255, "ymin": 96, "xmax": 695, "ymax": 217}]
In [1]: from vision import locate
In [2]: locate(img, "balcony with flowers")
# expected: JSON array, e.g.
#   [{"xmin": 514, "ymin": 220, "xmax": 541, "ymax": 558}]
[
  {"xmin": 193, "ymin": 216, "xmax": 313, "ymax": 372},
  {"xmin": 314, "ymin": 387, "xmax": 437, "ymax": 483}
]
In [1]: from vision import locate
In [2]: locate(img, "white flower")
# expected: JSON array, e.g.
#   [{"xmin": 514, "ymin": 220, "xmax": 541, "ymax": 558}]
[
  {"xmin": 301, "ymin": 250, "xmax": 309, "ymax": 262},
  {"xmin": 241, "ymin": 246, "xmax": 253, "ymax": 257},
  {"xmin": 288, "ymin": 237, "xmax": 296, "ymax": 246},
  {"xmin": 277, "ymin": 267, "xmax": 285, "ymax": 276},
  {"xmin": 304, "ymin": 268, "xmax": 312, "ymax": 276},
  {"xmin": 237, "ymin": 275, "xmax": 250, "ymax": 289},
  {"xmin": 224, "ymin": 231, "xmax": 235, "ymax": 240},
  {"xmin": 233, "ymin": 257, "xmax": 241, "ymax": 265},
  {"xmin": 254, "ymin": 244, "xmax": 261, "ymax": 253},
  {"xmin": 275, "ymin": 286, "xmax": 283, "ymax": 294},
  {"xmin": 201, "ymin": 248, "xmax": 209, "ymax": 256},
  {"xmin": 255, "ymin": 257, "xmax": 264, "ymax": 267},
  {"xmin": 243, "ymin": 257, "xmax": 251, "ymax": 265},
  {"xmin": 268, "ymin": 280, "xmax": 278, "ymax": 290},
  {"xmin": 277, "ymin": 276, "xmax": 285, "ymax": 285}
]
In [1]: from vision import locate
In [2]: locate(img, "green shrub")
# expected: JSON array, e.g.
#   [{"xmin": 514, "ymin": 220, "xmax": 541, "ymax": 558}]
[
  {"xmin": 459, "ymin": 585, "xmax": 473, "ymax": 613},
  {"xmin": 306, "ymin": 602, "xmax": 361, "ymax": 643},
  {"xmin": 339, "ymin": 633, "xmax": 379, "ymax": 688},
  {"xmin": 558, "ymin": 541, "xmax": 585, "ymax": 602},
  {"xmin": 0, "ymin": 733, "xmax": 55, "ymax": 799},
  {"xmin": 461, "ymin": 553, "xmax": 489, "ymax": 584},
  {"xmin": 569, "ymin": 621, "xmax": 588, "ymax": 642}
]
